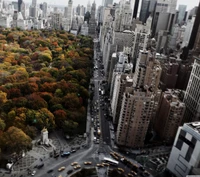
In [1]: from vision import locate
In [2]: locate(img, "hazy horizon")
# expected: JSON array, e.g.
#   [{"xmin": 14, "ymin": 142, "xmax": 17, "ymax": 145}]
[{"xmin": 21, "ymin": 0, "xmax": 199, "ymax": 11}]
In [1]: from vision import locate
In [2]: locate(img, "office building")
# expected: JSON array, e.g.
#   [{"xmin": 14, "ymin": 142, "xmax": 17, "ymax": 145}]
[
  {"xmin": 88, "ymin": 1, "xmax": 96, "ymax": 37},
  {"xmin": 177, "ymin": 5, "xmax": 187, "ymax": 25},
  {"xmin": 151, "ymin": 0, "xmax": 177, "ymax": 37},
  {"xmin": 87, "ymin": 1, "xmax": 91, "ymax": 12},
  {"xmin": 65, "ymin": 0, "xmax": 73, "ymax": 31},
  {"xmin": 139, "ymin": 0, "xmax": 150, "ymax": 24},
  {"xmin": 188, "ymin": 2, "xmax": 200, "ymax": 51},
  {"xmin": 154, "ymin": 89, "xmax": 185, "ymax": 144},
  {"xmin": 18, "ymin": 0, "xmax": 22, "ymax": 12},
  {"xmin": 184, "ymin": 57, "xmax": 200, "ymax": 123},
  {"xmin": 182, "ymin": 16, "xmax": 195, "ymax": 48},
  {"xmin": 42, "ymin": 2, "xmax": 47, "ymax": 18},
  {"xmin": 104, "ymin": 0, "xmax": 113, "ymax": 7},
  {"xmin": 167, "ymin": 122, "xmax": 200, "ymax": 177}
]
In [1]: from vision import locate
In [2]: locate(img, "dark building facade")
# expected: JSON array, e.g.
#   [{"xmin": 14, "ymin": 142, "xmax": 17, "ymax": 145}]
[{"xmin": 139, "ymin": 0, "xmax": 150, "ymax": 24}]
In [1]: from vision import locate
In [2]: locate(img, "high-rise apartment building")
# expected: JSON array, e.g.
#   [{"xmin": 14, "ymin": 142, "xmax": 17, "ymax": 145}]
[
  {"xmin": 133, "ymin": 50, "xmax": 161, "ymax": 92},
  {"xmin": 116, "ymin": 87, "xmax": 155, "ymax": 147},
  {"xmin": 154, "ymin": 89, "xmax": 185, "ymax": 144},
  {"xmin": 116, "ymin": 51, "xmax": 162, "ymax": 148},
  {"xmin": 160, "ymin": 58, "xmax": 179, "ymax": 91},
  {"xmin": 184, "ymin": 57, "xmax": 200, "ymax": 123},
  {"xmin": 167, "ymin": 122, "xmax": 200, "ymax": 177},
  {"xmin": 110, "ymin": 52, "xmax": 133, "ymax": 127},
  {"xmin": 51, "ymin": 13, "xmax": 62, "ymax": 30}
]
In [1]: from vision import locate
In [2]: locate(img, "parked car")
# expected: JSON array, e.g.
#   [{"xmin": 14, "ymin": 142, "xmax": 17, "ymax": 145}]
[
  {"xmin": 58, "ymin": 166, "xmax": 65, "ymax": 172},
  {"xmin": 67, "ymin": 169, "xmax": 73, "ymax": 175},
  {"xmin": 61, "ymin": 152, "xmax": 70, "ymax": 157}
]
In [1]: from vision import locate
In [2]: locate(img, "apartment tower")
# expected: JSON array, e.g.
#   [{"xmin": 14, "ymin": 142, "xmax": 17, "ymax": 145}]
[
  {"xmin": 155, "ymin": 89, "xmax": 186, "ymax": 144},
  {"xmin": 116, "ymin": 50, "xmax": 162, "ymax": 148}
]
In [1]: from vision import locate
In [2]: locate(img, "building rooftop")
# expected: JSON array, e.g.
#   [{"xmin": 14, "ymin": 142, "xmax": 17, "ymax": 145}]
[{"xmin": 188, "ymin": 122, "xmax": 200, "ymax": 134}]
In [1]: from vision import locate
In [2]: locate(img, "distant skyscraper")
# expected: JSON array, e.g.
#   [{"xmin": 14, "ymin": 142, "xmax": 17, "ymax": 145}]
[
  {"xmin": 132, "ymin": 0, "xmax": 140, "ymax": 19},
  {"xmin": 87, "ymin": 1, "xmax": 91, "ymax": 12},
  {"xmin": 18, "ymin": 0, "xmax": 22, "ymax": 12},
  {"xmin": 66, "ymin": 0, "xmax": 73, "ymax": 31},
  {"xmin": 88, "ymin": 1, "xmax": 96, "ymax": 37},
  {"xmin": 177, "ymin": 5, "xmax": 187, "ymax": 25},
  {"xmin": 76, "ymin": 4, "xmax": 80, "ymax": 15},
  {"xmin": 104, "ymin": 0, "xmax": 113, "ymax": 7},
  {"xmin": 32, "ymin": 0, "xmax": 37, "ymax": 7},
  {"xmin": 43, "ymin": 2, "xmax": 47, "ymax": 18},
  {"xmin": 167, "ymin": 122, "xmax": 200, "ymax": 177},
  {"xmin": 152, "ymin": 0, "xmax": 177, "ymax": 37},
  {"xmin": 139, "ymin": 0, "xmax": 150, "ymax": 23}
]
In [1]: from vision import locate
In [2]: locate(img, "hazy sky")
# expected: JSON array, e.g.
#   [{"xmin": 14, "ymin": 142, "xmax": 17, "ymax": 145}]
[{"xmin": 25, "ymin": 0, "xmax": 200, "ymax": 10}]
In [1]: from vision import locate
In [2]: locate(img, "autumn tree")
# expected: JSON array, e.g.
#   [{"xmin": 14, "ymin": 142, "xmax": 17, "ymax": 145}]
[
  {"xmin": 53, "ymin": 109, "xmax": 67, "ymax": 127},
  {"xmin": 62, "ymin": 120, "xmax": 78, "ymax": 136},
  {"xmin": 0, "ymin": 126, "xmax": 32, "ymax": 153}
]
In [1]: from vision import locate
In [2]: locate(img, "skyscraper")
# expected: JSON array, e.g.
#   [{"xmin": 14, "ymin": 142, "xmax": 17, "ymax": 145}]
[
  {"xmin": 167, "ymin": 122, "xmax": 200, "ymax": 177},
  {"xmin": 66, "ymin": 0, "xmax": 73, "ymax": 31},
  {"xmin": 104, "ymin": 0, "xmax": 113, "ymax": 7},
  {"xmin": 177, "ymin": 5, "xmax": 187, "ymax": 25},
  {"xmin": 18, "ymin": 0, "xmax": 22, "ymax": 12},
  {"xmin": 132, "ymin": 0, "xmax": 140, "ymax": 19},
  {"xmin": 88, "ymin": 1, "xmax": 96, "ymax": 37},
  {"xmin": 139, "ymin": 0, "xmax": 150, "ymax": 24},
  {"xmin": 184, "ymin": 57, "xmax": 200, "ymax": 122},
  {"xmin": 151, "ymin": 0, "xmax": 177, "ymax": 37},
  {"xmin": 32, "ymin": 0, "xmax": 37, "ymax": 7}
]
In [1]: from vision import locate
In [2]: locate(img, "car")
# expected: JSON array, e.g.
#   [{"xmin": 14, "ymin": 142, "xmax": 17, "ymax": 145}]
[
  {"xmin": 37, "ymin": 163, "xmax": 44, "ymax": 169},
  {"xmin": 54, "ymin": 153, "xmax": 59, "ymax": 158},
  {"xmin": 47, "ymin": 169, "xmax": 53, "ymax": 173},
  {"xmin": 71, "ymin": 149, "xmax": 76, "ymax": 153},
  {"xmin": 128, "ymin": 173, "xmax": 134, "ymax": 177},
  {"xmin": 131, "ymin": 171, "xmax": 137, "ymax": 176},
  {"xmin": 84, "ymin": 161, "xmax": 92, "ymax": 165},
  {"xmin": 61, "ymin": 152, "xmax": 70, "ymax": 157},
  {"xmin": 117, "ymin": 168, "xmax": 124, "ymax": 173},
  {"xmin": 96, "ymin": 164, "xmax": 104, "ymax": 168},
  {"xmin": 31, "ymin": 170, "xmax": 36, "ymax": 176},
  {"xmin": 71, "ymin": 162, "xmax": 78, "ymax": 166},
  {"xmin": 67, "ymin": 169, "xmax": 73, "ymax": 175},
  {"xmin": 58, "ymin": 166, "xmax": 65, "ymax": 172},
  {"xmin": 74, "ymin": 165, "xmax": 81, "ymax": 170},
  {"xmin": 139, "ymin": 166, "xmax": 145, "ymax": 171},
  {"xmin": 143, "ymin": 171, "xmax": 150, "ymax": 176},
  {"xmin": 102, "ymin": 163, "xmax": 109, "ymax": 166}
]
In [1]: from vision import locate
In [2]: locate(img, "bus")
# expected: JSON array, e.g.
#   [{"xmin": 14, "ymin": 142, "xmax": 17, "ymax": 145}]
[{"xmin": 103, "ymin": 157, "xmax": 119, "ymax": 166}]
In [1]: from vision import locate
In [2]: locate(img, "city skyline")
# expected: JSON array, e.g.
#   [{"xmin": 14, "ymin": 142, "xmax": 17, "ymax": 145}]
[{"xmin": 17, "ymin": 0, "xmax": 200, "ymax": 10}]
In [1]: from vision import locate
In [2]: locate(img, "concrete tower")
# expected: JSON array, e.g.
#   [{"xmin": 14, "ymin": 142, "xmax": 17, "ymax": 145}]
[{"xmin": 66, "ymin": 0, "xmax": 73, "ymax": 31}]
